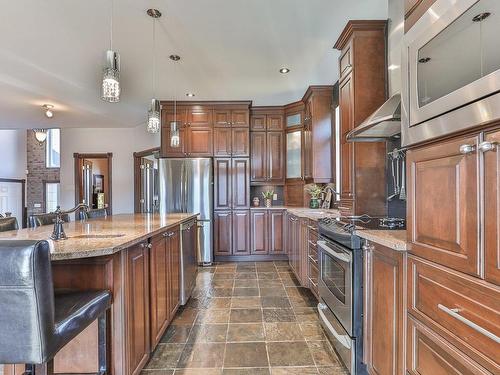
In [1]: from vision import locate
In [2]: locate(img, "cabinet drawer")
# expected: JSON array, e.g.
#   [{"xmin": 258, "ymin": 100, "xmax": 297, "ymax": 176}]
[
  {"xmin": 309, "ymin": 261, "xmax": 319, "ymax": 296},
  {"xmin": 408, "ymin": 256, "xmax": 500, "ymax": 373},
  {"xmin": 407, "ymin": 316, "xmax": 491, "ymax": 375}
]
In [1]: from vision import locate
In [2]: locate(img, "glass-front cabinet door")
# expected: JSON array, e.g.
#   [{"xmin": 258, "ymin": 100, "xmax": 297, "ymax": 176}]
[
  {"xmin": 286, "ymin": 112, "xmax": 302, "ymax": 128},
  {"xmin": 286, "ymin": 130, "xmax": 302, "ymax": 179}
]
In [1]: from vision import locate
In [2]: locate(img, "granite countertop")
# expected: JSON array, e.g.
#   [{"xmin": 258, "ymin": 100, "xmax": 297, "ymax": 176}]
[
  {"xmin": 354, "ymin": 229, "xmax": 408, "ymax": 251},
  {"xmin": 249, "ymin": 206, "xmax": 340, "ymax": 221},
  {"xmin": 0, "ymin": 213, "xmax": 197, "ymax": 260}
]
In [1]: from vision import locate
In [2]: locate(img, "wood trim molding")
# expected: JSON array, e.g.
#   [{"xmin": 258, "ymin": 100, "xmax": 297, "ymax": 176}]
[
  {"xmin": 302, "ymin": 85, "xmax": 335, "ymax": 101},
  {"xmin": 160, "ymin": 100, "xmax": 252, "ymax": 108},
  {"xmin": 333, "ymin": 20, "xmax": 388, "ymax": 50}
]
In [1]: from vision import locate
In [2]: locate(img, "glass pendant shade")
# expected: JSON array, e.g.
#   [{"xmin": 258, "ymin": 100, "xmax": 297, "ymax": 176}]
[
  {"xmin": 101, "ymin": 50, "xmax": 121, "ymax": 103},
  {"xmin": 147, "ymin": 99, "xmax": 161, "ymax": 133},
  {"xmin": 33, "ymin": 129, "xmax": 47, "ymax": 144},
  {"xmin": 170, "ymin": 121, "xmax": 180, "ymax": 147}
]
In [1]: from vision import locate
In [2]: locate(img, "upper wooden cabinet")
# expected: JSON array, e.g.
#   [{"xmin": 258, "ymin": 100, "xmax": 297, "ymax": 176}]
[
  {"xmin": 334, "ymin": 20, "xmax": 388, "ymax": 216},
  {"xmin": 187, "ymin": 126, "xmax": 213, "ymax": 157},
  {"xmin": 214, "ymin": 157, "xmax": 250, "ymax": 210},
  {"xmin": 484, "ymin": 129, "xmax": 500, "ymax": 285},
  {"xmin": 214, "ymin": 105, "xmax": 250, "ymax": 127},
  {"xmin": 404, "ymin": 0, "xmax": 437, "ymax": 32},
  {"xmin": 232, "ymin": 158, "xmax": 250, "ymax": 209},
  {"xmin": 250, "ymin": 108, "xmax": 284, "ymax": 131},
  {"xmin": 407, "ymin": 135, "xmax": 481, "ymax": 278},
  {"xmin": 250, "ymin": 132, "xmax": 267, "ymax": 183},
  {"xmin": 188, "ymin": 106, "xmax": 212, "ymax": 127},
  {"xmin": 214, "ymin": 128, "xmax": 249, "ymax": 157}
]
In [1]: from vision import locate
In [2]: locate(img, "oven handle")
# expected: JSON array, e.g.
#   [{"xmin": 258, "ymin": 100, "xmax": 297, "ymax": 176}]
[
  {"xmin": 317, "ymin": 240, "xmax": 351, "ymax": 264},
  {"xmin": 318, "ymin": 304, "xmax": 352, "ymax": 349}
]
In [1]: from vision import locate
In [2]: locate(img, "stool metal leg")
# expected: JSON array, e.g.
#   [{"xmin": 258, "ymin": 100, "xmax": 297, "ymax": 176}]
[{"xmin": 97, "ymin": 312, "xmax": 108, "ymax": 375}]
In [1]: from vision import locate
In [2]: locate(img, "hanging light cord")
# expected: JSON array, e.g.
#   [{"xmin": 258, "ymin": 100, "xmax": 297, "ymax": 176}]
[
  {"xmin": 152, "ymin": 16, "xmax": 157, "ymax": 98},
  {"xmin": 109, "ymin": 0, "xmax": 113, "ymax": 51},
  {"xmin": 174, "ymin": 57, "xmax": 177, "ymax": 122}
]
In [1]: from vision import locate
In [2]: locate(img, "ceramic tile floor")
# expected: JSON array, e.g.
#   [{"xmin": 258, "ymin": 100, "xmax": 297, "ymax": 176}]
[{"xmin": 142, "ymin": 261, "xmax": 348, "ymax": 375}]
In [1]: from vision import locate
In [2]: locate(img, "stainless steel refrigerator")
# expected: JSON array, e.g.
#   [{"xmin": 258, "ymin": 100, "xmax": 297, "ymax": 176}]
[{"xmin": 158, "ymin": 158, "xmax": 213, "ymax": 265}]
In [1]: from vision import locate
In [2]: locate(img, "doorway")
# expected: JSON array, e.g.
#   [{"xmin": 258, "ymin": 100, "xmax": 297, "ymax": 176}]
[
  {"xmin": 0, "ymin": 178, "xmax": 26, "ymax": 228},
  {"xmin": 133, "ymin": 148, "xmax": 159, "ymax": 213},
  {"xmin": 74, "ymin": 153, "xmax": 113, "ymax": 214}
]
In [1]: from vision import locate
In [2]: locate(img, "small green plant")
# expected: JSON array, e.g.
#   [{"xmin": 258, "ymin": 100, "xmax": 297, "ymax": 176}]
[
  {"xmin": 262, "ymin": 190, "xmax": 274, "ymax": 199},
  {"xmin": 307, "ymin": 184, "xmax": 322, "ymax": 199}
]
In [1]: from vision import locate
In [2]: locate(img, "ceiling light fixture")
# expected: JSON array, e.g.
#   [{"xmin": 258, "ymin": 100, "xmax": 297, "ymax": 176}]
[
  {"xmin": 170, "ymin": 54, "xmax": 181, "ymax": 148},
  {"xmin": 101, "ymin": 0, "xmax": 121, "ymax": 103},
  {"xmin": 42, "ymin": 104, "xmax": 54, "ymax": 118},
  {"xmin": 279, "ymin": 67, "xmax": 290, "ymax": 74},
  {"xmin": 32, "ymin": 129, "xmax": 47, "ymax": 144},
  {"xmin": 186, "ymin": 93, "xmax": 195, "ymax": 97},
  {"xmin": 146, "ymin": 9, "xmax": 162, "ymax": 134}
]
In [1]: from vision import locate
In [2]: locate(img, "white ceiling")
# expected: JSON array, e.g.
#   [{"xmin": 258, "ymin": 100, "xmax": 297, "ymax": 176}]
[{"xmin": 0, "ymin": 0, "xmax": 388, "ymax": 129}]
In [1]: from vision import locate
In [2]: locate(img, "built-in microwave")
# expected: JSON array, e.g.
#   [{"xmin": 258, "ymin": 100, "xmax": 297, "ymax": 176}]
[{"xmin": 402, "ymin": 0, "xmax": 500, "ymax": 146}]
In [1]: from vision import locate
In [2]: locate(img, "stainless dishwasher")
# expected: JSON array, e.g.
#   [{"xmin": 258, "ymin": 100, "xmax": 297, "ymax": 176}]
[{"xmin": 180, "ymin": 218, "xmax": 198, "ymax": 305}]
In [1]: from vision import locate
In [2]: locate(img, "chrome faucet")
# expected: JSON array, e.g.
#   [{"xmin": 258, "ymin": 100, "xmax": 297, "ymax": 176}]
[
  {"xmin": 321, "ymin": 186, "xmax": 339, "ymax": 209},
  {"xmin": 51, "ymin": 203, "xmax": 89, "ymax": 241}
]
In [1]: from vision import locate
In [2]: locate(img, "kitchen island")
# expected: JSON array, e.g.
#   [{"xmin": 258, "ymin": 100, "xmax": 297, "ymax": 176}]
[{"xmin": 0, "ymin": 213, "xmax": 198, "ymax": 375}]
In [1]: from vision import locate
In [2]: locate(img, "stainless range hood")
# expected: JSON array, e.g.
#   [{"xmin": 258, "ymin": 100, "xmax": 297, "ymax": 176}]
[{"xmin": 346, "ymin": 93, "xmax": 401, "ymax": 142}]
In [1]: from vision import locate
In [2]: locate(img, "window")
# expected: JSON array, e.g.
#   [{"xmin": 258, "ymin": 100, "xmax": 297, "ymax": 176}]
[
  {"xmin": 45, "ymin": 182, "xmax": 60, "ymax": 213},
  {"xmin": 46, "ymin": 128, "xmax": 60, "ymax": 168}
]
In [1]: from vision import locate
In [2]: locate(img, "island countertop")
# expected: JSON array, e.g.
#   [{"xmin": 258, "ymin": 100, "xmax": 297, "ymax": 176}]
[{"xmin": 0, "ymin": 213, "xmax": 198, "ymax": 260}]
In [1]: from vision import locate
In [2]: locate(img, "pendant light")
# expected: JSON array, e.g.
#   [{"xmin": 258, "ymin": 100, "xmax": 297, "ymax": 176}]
[
  {"xmin": 146, "ymin": 9, "xmax": 161, "ymax": 134},
  {"xmin": 101, "ymin": 0, "xmax": 121, "ymax": 103},
  {"xmin": 32, "ymin": 129, "xmax": 47, "ymax": 144},
  {"xmin": 170, "ymin": 54, "xmax": 181, "ymax": 147}
]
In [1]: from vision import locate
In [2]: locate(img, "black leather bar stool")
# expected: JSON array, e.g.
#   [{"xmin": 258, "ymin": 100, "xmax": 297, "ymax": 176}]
[
  {"xmin": 79, "ymin": 208, "xmax": 108, "ymax": 220},
  {"xmin": 0, "ymin": 240, "xmax": 111, "ymax": 375},
  {"xmin": 29, "ymin": 213, "xmax": 70, "ymax": 228},
  {"xmin": 0, "ymin": 217, "xmax": 19, "ymax": 232}
]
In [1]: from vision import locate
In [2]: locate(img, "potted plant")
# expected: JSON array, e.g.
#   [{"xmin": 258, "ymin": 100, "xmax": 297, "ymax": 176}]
[
  {"xmin": 307, "ymin": 184, "xmax": 322, "ymax": 209},
  {"xmin": 262, "ymin": 190, "xmax": 274, "ymax": 208}
]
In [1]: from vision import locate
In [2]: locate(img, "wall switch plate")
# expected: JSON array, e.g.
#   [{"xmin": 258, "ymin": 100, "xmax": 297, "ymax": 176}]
[{"xmin": 273, "ymin": 194, "xmax": 278, "ymax": 201}]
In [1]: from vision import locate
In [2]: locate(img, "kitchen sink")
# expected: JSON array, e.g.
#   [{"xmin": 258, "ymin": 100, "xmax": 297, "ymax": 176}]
[{"xmin": 72, "ymin": 234, "xmax": 125, "ymax": 239}]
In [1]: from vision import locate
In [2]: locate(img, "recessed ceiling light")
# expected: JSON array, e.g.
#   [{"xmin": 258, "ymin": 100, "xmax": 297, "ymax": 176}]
[
  {"xmin": 169, "ymin": 55, "xmax": 181, "ymax": 61},
  {"xmin": 42, "ymin": 104, "xmax": 54, "ymax": 118},
  {"xmin": 186, "ymin": 93, "xmax": 195, "ymax": 97},
  {"xmin": 279, "ymin": 67, "xmax": 290, "ymax": 74}
]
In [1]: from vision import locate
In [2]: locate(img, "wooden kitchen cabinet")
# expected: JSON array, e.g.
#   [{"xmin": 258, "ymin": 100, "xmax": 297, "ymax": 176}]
[
  {"xmin": 232, "ymin": 210, "xmax": 250, "ymax": 255},
  {"xmin": 407, "ymin": 135, "xmax": 481, "ymax": 278},
  {"xmin": 334, "ymin": 21, "xmax": 387, "ymax": 216},
  {"xmin": 287, "ymin": 214, "xmax": 300, "ymax": 276},
  {"xmin": 250, "ymin": 210, "xmax": 268, "ymax": 255},
  {"xmin": 307, "ymin": 220, "xmax": 319, "ymax": 297},
  {"xmin": 269, "ymin": 210, "xmax": 285, "ymax": 254},
  {"xmin": 250, "ymin": 132, "xmax": 267, "ymax": 182},
  {"xmin": 231, "ymin": 128, "xmax": 249, "ymax": 156},
  {"xmin": 287, "ymin": 214, "xmax": 309, "ymax": 286},
  {"xmin": 484, "ymin": 129, "xmax": 500, "ymax": 285},
  {"xmin": 267, "ymin": 132, "xmax": 285, "ymax": 183},
  {"xmin": 250, "ymin": 108, "xmax": 284, "ymax": 131},
  {"xmin": 214, "ymin": 127, "xmax": 232, "ymax": 157},
  {"xmin": 267, "ymin": 114, "xmax": 284, "ymax": 131},
  {"xmin": 187, "ymin": 126, "xmax": 213, "ymax": 157},
  {"xmin": 363, "ymin": 241, "xmax": 405, "ymax": 375},
  {"xmin": 214, "ymin": 211, "xmax": 232, "ymax": 256},
  {"xmin": 214, "ymin": 107, "xmax": 249, "ymax": 127},
  {"xmin": 232, "ymin": 158, "xmax": 250, "ymax": 209},
  {"xmin": 214, "ymin": 158, "xmax": 232, "ymax": 210},
  {"xmin": 188, "ymin": 106, "xmax": 212, "ymax": 127},
  {"xmin": 149, "ymin": 227, "xmax": 180, "ymax": 348},
  {"xmin": 125, "ymin": 243, "xmax": 151, "ymax": 375}
]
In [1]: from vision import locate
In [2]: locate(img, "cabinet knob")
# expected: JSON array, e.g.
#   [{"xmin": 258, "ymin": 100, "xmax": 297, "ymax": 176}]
[
  {"xmin": 459, "ymin": 144, "xmax": 475, "ymax": 155},
  {"xmin": 478, "ymin": 141, "xmax": 496, "ymax": 153},
  {"xmin": 362, "ymin": 243, "xmax": 374, "ymax": 251}
]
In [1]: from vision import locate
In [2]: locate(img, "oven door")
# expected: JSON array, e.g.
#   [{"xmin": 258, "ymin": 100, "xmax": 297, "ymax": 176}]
[
  {"xmin": 318, "ymin": 239, "xmax": 353, "ymax": 335},
  {"xmin": 403, "ymin": 0, "xmax": 500, "ymax": 145}
]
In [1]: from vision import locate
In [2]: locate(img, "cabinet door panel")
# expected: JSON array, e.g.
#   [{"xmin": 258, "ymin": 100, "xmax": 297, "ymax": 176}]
[
  {"xmin": 251, "ymin": 115, "xmax": 266, "ymax": 131},
  {"xmin": 251, "ymin": 132, "xmax": 267, "ymax": 182},
  {"xmin": 214, "ymin": 128, "xmax": 232, "ymax": 157},
  {"xmin": 407, "ymin": 135, "xmax": 480, "ymax": 277},
  {"xmin": 188, "ymin": 106, "xmax": 212, "ymax": 127},
  {"xmin": 214, "ymin": 211, "xmax": 232, "ymax": 255},
  {"xmin": 269, "ymin": 211, "xmax": 284, "ymax": 254},
  {"xmin": 267, "ymin": 132, "xmax": 284, "ymax": 183},
  {"xmin": 231, "ymin": 110, "xmax": 249, "ymax": 127},
  {"xmin": 188, "ymin": 127, "xmax": 213, "ymax": 156},
  {"xmin": 232, "ymin": 158, "xmax": 250, "ymax": 209},
  {"xmin": 214, "ymin": 109, "xmax": 231, "ymax": 127},
  {"xmin": 167, "ymin": 228, "xmax": 180, "ymax": 320},
  {"xmin": 233, "ymin": 210, "xmax": 250, "ymax": 255},
  {"xmin": 149, "ymin": 235, "xmax": 168, "ymax": 347},
  {"xmin": 251, "ymin": 210, "xmax": 268, "ymax": 255},
  {"xmin": 231, "ymin": 128, "xmax": 250, "ymax": 157},
  {"xmin": 339, "ymin": 74, "xmax": 354, "ymax": 199},
  {"xmin": 126, "ymin": 244, "xmax": 150, "ymax": 374},
  {"xmin": 214, "ymin": 158, "xmax": 232, "ymax": 210},
  {"xmin": 484, "ymin": 129, "xmax": 500, "ymax": 285},
  {"xmin": 267, "ymin": 114, "xmax": 284, "ymax": 131}
]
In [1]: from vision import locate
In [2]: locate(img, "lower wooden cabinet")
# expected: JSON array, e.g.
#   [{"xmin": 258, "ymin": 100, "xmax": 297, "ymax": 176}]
[
  {"xmin": 287, "ymin": 213, "xmax": 309, "ymax": 286},
  {"xmin": 363, "ymin": 241, "xmax": 405, "ymax": 375},
  {"xmin": 214, "ymin": 210, "xmax": 232, "ymax": 255},
  {"xmin": 269, "ymin": 210, "xmax": 285, "ymax": 254},
  {"xmin": 125, "ymin": 243, "xmax": 151, "ymax": 375},
  {"xmin": 233, "ymin": 210, "xmax": 250, "ymax": 255},
  {"xmin": 250, "ymin": 209, "xmax": 285, "ymax": 256}
]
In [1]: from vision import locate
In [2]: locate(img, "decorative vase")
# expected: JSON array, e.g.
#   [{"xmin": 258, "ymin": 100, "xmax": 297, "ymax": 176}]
[
  {"xmin": 252, "ymin": 197, "xmax": 260, "ymax": 207},
  {"xmin": 265, "ymin": 198, "xmax": 272, "ymax": 208},
  {"xmin": 309, "ymin": 198, "xmax": 320, "ymax": 209}
]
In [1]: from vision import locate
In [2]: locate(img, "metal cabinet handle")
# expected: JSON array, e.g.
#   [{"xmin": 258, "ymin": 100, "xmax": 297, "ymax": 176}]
[
  {"xmin": 478, "ymin": 141, "xmax": 496, "ymax": 153},
  {"xmin": 140, "ymin": 243, "xmax": 152, "ymax": 249},
  {"xmin": 163, "ymin": 231, "xmax": 175, "ymax": 238},
  {"xmin": 459, "ymin": 144, "xmax": 475, "ymax": 155},
  {"xmin": 307, "ymin": 225, "xmax": 317, "ymax": 230},
  {"xmin": 362, "ymin": 243, "xmax": 374, "ymax": 251},
  {"xmin": 308, "ymin": 240, "xmax": 317, "ymax": 247},
  {"xmin": 438, "ymin": 304, "xmax": 500, "ymax": 344}
]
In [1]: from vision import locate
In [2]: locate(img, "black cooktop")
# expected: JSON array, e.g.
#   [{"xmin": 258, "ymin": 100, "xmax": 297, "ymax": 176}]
[{"xmin": 318, "ymin": 215, "xmax": 405, "ymax": 250}]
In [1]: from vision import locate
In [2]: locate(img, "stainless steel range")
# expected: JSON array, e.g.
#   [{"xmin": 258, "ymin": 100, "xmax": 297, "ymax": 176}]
[{"xmin": 317, "ymin": 215, "xmax": 405, "ymax": 374}]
